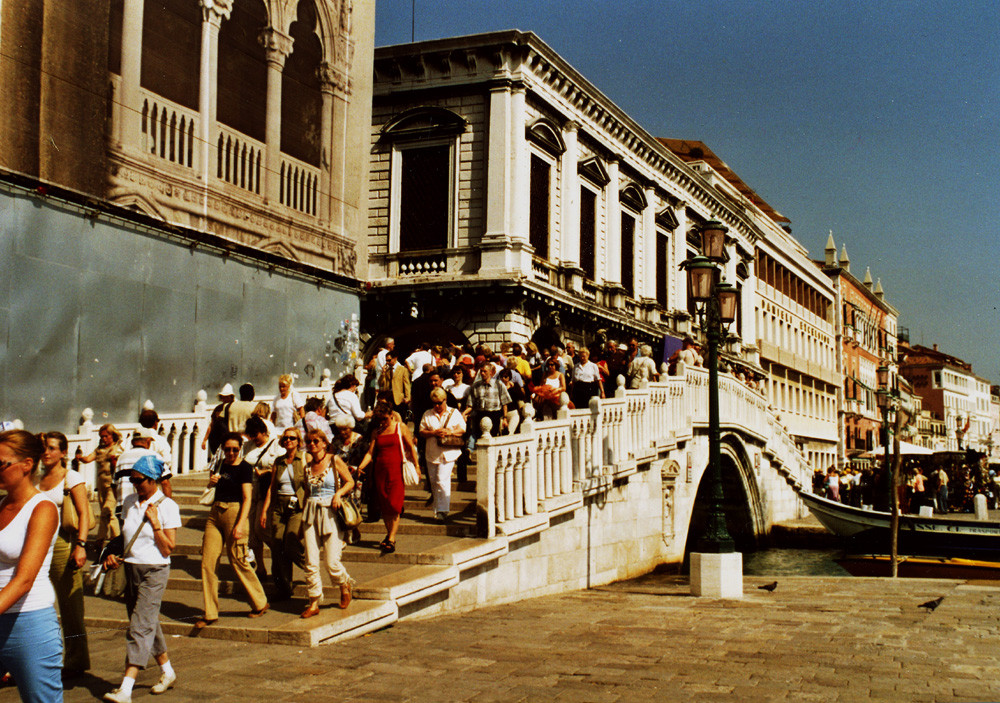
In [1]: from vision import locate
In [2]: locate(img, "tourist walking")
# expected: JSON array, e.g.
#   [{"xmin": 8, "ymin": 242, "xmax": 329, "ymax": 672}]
[
  {"xmin": 419, "ymin": 388, "xmax": 466, "ymax": 521},
  {"xmin": 356, "ymin": 400, "xmax": 420, "ymax": 554},
  {"xmin": 0, "ymin": 429, "xmax": 62, "ymax": 703},
  {"xmin": 260, "ymin": 428, "xmax": 306, "ymax": 601},
  {"xmin": 242, "ymin": 417, "xmax": 282, "ymax": 582},
  {"xmin": 570, "ymin": 347, "xmax": 604, "ymax": 409},
  {"xmin": 77, "ymin": 424, "xmax": 123, "ymax": 550},
  {"xmin": 299, "ymin": 430, "xmax": 355, "ymax": 618},
  {"xmin": 271, "ymin": 374, "xmax": 304, "ymax": 431},
  {"xmin": 196, "ymin": 434, "xmax": 269, "ymax": 629},
  {"xmin": 37, "ymin": 431, "xmax": 91, "ymax": 678},
  {"xmin": 102, "ymin": 455, "xmax": 180, "ymax": 703},
  {"xmin": 330, "ymin": 416, "xmax": 367, "ymax": 541}
]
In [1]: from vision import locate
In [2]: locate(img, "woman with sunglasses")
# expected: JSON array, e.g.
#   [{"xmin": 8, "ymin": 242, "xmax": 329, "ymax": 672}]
[
  {"xmin": 418, "ymin": 388, "xmax": 466, "ymax": 522},
  {"xmin": 0, "ymin": 430, "xmax": 61, "ymax": 702},
  {"xmin": 259, "ymin": 428, "xmax": 306, "ymax": 601},
  {"xmin": 299, "ymin": 429, "xmax": 354, "ymax": 618},
  {"xmin": 195, "ymin": 434, "xmax": 268, "ymax": 629},
  {"xmin": 37, "ymin": 430, "xmax": 91, "ymax": 678},
  {"xmin": 532, "ymin": 358, "xmax": 566, "ymax": 421},
  {"xmin": 102, "ymin": 455, "xmax": 180, "ymax": 703}
]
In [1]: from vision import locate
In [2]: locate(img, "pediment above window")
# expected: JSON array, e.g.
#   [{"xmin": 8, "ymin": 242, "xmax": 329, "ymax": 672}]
[
  {"xmin": 526, "ymin": 119, "xmax": 565, "ymax": 156},
  {"xmin": 620, "ymin": 183, "xmax": 647, "ymax": 212},
  {"xmin": 656, "ymin": 207, "xmax": 679, "ymax": 231},
  {"xmin": 381, "ymin": 107, "xmax": 467, "ymax": 141},
  {"xmin": 578, "ymin": 157, "xmax": 610, "ymax": 186}
]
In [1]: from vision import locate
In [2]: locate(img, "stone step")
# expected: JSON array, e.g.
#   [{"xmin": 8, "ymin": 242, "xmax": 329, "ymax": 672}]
[{"xmin": 83, "ymin": 586, "xmax": 398, "ymax": 646}]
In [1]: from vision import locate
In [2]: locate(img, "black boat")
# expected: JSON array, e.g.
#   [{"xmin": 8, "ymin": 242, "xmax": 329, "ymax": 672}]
[{"xmin": 798, "ymin": 491, "xmax": 1000, "ymax": 561}]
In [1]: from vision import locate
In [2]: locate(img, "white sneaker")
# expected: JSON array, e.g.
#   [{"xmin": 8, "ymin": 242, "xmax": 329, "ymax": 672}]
[
  {"xmin": 103, "ymin": 689, "xmax": 132, "ymax": 703},
  {"xmin": 150, "ymin": 671, "xmax": 176, "ymax": 695}
]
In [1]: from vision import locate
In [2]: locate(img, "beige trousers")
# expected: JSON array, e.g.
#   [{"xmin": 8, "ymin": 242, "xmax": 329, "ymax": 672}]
[{"xmin": 201, "ymin": 501, "xmax": 267, "ymax": 620}]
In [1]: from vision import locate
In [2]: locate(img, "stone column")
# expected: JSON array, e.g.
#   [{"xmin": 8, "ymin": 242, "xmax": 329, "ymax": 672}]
[
  {"xmin": 604, "ymin": 158, "xmax": 621, "ymax": 285},
  {"xmin": 643, "ymin": 186, "xmax": 656, "ymax": 299},
  {"xmin": 481, "ymin": 79, "xmax": 529, "ymax": 275},
  {"xmin": 198, "ymin": 0, "xmax": 232, "ymax": 185},
  {"xmin": 118, "ymin": 0, "xmax": 144, "ymax": 149},
  {"xmin": 560, "ymin": 122, "xmax": 580, "ymax": 266},
  {"xmin": 317, "ymin": 62, "xmax": 344, "ymax": 224},
  {"xmin": 674, "ymin": 204, "xmax": 688, "ymax": 320},
  {"xmin": 259, "ymin": 27, "xmax": 293, "ymax": 206}
]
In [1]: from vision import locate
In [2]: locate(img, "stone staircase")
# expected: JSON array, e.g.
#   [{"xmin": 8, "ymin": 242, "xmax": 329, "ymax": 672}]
[{"xmin": 82, "ymin": 471, "xmax": 501, "ymax": 646}]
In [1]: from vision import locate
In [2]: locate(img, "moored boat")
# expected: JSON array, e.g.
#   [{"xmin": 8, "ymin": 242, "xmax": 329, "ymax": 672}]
[
  {"xmin": 837, "ymin": 554, "xmax": 1000, "ymax": 580},
  {"xmin": 798, "ymin": 491, "xmax": 1000, "ymax": 561}
]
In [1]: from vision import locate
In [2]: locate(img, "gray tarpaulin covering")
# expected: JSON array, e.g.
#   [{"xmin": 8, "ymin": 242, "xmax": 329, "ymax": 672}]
[{"xmin": 0, "ymin": 186, "xmax": 360, "ymax": 432}]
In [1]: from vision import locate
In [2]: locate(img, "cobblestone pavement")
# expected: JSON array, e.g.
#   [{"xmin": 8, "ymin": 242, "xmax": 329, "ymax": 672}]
[{"xmin": 5, "ymin": 574, "xmax": 1000, "ymax": 703}]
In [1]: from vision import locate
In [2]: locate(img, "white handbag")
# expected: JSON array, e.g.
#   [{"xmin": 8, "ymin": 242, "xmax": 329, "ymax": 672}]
[{"xmin": 398, "ymin": 425, "xmax": 420, "ymax": 487}]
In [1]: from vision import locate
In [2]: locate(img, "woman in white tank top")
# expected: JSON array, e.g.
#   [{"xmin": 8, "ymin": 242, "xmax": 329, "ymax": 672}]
[{"xmin": 0, "ymin": 429, "xmax": 62, "ymax": 702}]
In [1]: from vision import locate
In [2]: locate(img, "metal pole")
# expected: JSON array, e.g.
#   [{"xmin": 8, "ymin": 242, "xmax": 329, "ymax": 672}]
[
  {"xmin": 890, "ymin": 411, "xmax": 902, "ymax": 578},
  {"xmin": 698, "ymin": 297, "xmax": 735, "ymax": 553}
]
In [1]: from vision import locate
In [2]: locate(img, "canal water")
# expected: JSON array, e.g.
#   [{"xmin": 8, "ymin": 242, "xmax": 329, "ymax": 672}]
[{"xmin": 743, "ymin": 548, "xmax": 851, "ymax": 576}]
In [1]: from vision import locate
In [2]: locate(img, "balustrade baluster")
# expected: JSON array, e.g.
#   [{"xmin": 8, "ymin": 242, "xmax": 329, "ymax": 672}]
[
  {"xmin": 513, "ymin": 449, "xmax": 524, "ymax": 518},
  {"xmin": 503, "ymin": 450, "xmax": 515, "ymax": 521}
]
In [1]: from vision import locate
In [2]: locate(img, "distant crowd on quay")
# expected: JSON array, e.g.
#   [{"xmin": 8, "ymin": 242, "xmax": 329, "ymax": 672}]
[{"xmin": 816, "ymin": 451, "xmax": 1000, "ymax": 515}]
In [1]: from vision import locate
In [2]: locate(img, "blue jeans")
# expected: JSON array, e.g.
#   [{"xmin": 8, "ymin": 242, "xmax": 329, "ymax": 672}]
[{"xmin": 0, "ymin": 607, "xmax": 63, "ymax": 702}]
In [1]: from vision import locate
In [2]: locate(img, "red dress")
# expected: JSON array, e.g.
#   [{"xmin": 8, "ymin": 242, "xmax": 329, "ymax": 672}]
[{"xmin": 373, "ymin": 426, "xmax": 406, "ymax": 516}]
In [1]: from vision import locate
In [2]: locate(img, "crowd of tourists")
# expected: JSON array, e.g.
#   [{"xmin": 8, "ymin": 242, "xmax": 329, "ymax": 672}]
[
  {"xmin": 816, "ymin": 451, "xmax": 1000, "ymax": 515},
  {"xmin": 0, "ymin": 330, "xmax": 778, "ymax": 702}
]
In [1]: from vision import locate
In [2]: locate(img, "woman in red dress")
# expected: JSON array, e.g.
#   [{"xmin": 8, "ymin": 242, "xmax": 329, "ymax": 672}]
[{"xmin": 356, "ymin": 400, "xmax": 420, "ymax": 553}]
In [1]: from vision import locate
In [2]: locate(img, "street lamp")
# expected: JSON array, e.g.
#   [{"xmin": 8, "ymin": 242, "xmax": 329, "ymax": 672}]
[
  {"xmin": 876, "ymin": 364, "xmax": 904, "ymax": 578},
  {"xmin": 684, "ymin": 221, "xmax": 742, "ymax": 597}
]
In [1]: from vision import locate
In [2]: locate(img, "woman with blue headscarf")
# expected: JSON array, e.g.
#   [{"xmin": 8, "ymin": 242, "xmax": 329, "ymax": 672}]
[{"xmin": 102, "ymin": 454, "xmax": 181, "ymax": 703}]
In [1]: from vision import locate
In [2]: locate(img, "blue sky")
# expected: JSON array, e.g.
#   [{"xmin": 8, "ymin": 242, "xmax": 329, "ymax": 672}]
[{"xmin": 375, "ymin": 1, "xmax": 1000, "ymax": 381}]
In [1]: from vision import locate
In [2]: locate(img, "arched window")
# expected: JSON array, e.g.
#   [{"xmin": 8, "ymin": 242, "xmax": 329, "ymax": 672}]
[
  {"xmin": 218, "ymin": 0, "xmax": 267, "ymax": 143},
  {"xmin": 281, "ymin": 0, "xmax": 323, "ymax": 167},
  {"xmin": 381, "ymin": 107, "xmax": 467, "ymax": 253}
]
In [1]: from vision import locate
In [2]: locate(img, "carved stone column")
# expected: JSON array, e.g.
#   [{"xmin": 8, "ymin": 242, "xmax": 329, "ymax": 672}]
[
  {"xmin": 259, "ymin": 27, "xmax": 293, "ymax": 205},
  {"xmin": 643, "ymin": 185, "xmax": 656, "ymax": 299},
  {"xmin": 198, "ymin": 0, "xmax": 233, "ymax": 186},
  {"xmin": 118, "ymin": 0, "xmax": 144, "ymax": 150},
  {"xmin": 560, "ymin": 121, "xmax": 580, "ymax": 267},
  {"xmin": 317, "ymin": 61, "xmax": 349, "ymax": 225},
  {"xmin": 605, "ymin": 157, "xmax": 621, "ymax": 285}
]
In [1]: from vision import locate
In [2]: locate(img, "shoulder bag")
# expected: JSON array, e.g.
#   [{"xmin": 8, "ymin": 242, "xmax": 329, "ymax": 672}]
[
  {"xmin": 198, "ymin": 448, "xmax": 225, "ymax": 506},
  {"xmin": 398, "ymin": 424, "xmax": 420, "ymax": 487},
  {"xmin": 439, "ymin": 409, "xmax": 465, "ymax": 447},
  {"xmin": 61, "ymin": 479, "xmax": 97, "ymax": 533}
]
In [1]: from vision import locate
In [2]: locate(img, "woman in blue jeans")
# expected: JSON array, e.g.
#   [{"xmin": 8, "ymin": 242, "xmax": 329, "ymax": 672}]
[{"xmin": 0, "ymin": 429, "xmax": 62, "ymax": 702}]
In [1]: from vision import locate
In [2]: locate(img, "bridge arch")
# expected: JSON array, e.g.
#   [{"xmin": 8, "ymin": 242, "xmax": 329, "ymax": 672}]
[{"xmin": 684, "ymin": 433, "xmax": 767, "ymax": 558}]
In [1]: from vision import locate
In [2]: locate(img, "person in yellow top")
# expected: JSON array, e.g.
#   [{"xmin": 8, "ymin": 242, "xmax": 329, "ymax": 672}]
[{"xmin": 510, "ymin": 343, "xmax": 532, "ymax": 381}]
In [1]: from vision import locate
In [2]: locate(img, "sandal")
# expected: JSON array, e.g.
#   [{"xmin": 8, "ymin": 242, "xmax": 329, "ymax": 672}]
[
  {"xmin": 339, "ymin": 580, "xmax": 353, "ymax": 609},
  {"xmin": 379, "ymin": 539, "xmax": 395, "ymax": 554},
  {"xmin": 300, "ymin": 603, "xmax": 320, "ymax": 619},
  {"xmin": 193, "ymin": 617, "xmax": 217, "ymax": 630}
]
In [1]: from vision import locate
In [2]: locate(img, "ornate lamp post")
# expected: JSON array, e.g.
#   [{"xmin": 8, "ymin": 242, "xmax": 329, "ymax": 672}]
[
  {"xmin": 685, "ymin": 221, "xmax": 742, "ymax": 597},
  {"xmin": 876, "ymin": 363, "xmax": 908, "ymax": 578}
]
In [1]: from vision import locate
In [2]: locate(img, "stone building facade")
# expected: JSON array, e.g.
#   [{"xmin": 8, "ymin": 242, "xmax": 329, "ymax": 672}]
[
  {"xmin": 1, "ymin": 0, "xmax": 374, "ymax": 276},
  {"xmin": 819, "ymin": 237, "xmax": 899, "ymax": 466},
  {"xmin": 0, "ymin": 0, "xmax": 374, "ymax": 428}
]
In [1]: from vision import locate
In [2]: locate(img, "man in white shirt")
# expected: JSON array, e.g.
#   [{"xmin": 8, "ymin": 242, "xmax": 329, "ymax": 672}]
[
  {"xmin": 406, "ymin": 343, "xmax": 435, "ymax": 382},
  {"xmin": 138, "ymin": 409, "xmax": 174, "ymax": 497}
]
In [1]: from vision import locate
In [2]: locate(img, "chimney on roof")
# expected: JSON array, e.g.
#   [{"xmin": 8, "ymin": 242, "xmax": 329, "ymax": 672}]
[
  {"xmin": 874, "ymin": 278, "xmax": 884, "ymax": 301},
  {"xmin": 824, "ymin": 231, "xmax": 836, "ymax": 266},
  {"xmin": 839, "ymin": 245, "xmax": 850, "ymax": 273},
  {"xmin": 863, "ymin": 267, "xmax": 873, "ymax": 290},
  {"xmin": 933, "ymin": 344, "xmax": 938, "ymax": 352}
]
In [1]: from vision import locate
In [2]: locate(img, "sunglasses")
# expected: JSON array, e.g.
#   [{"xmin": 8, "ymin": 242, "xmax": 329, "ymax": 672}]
[
  {"xmin": 280, "ymin": 436, "xmax": 299, "ymax": 443},
  {"xmin": 129, "ymin": 475, "xmax": 151, "ymax": 484},
  {"xmin": 305, "ymin": 439, "xmax": 326, "ymax": 446},
  {"xmin": 222, "ymin": 447, "xmax": 241, "ymax": 454}
]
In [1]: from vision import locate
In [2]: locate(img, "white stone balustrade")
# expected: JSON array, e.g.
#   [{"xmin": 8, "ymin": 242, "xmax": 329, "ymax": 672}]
[
  {"xmin": 476, "ymin": 366, "xmax": 809, "ymax": 539},
  {"xmin": 66, "ymin": 384, "xmax": 332, "ymax": 492}
]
